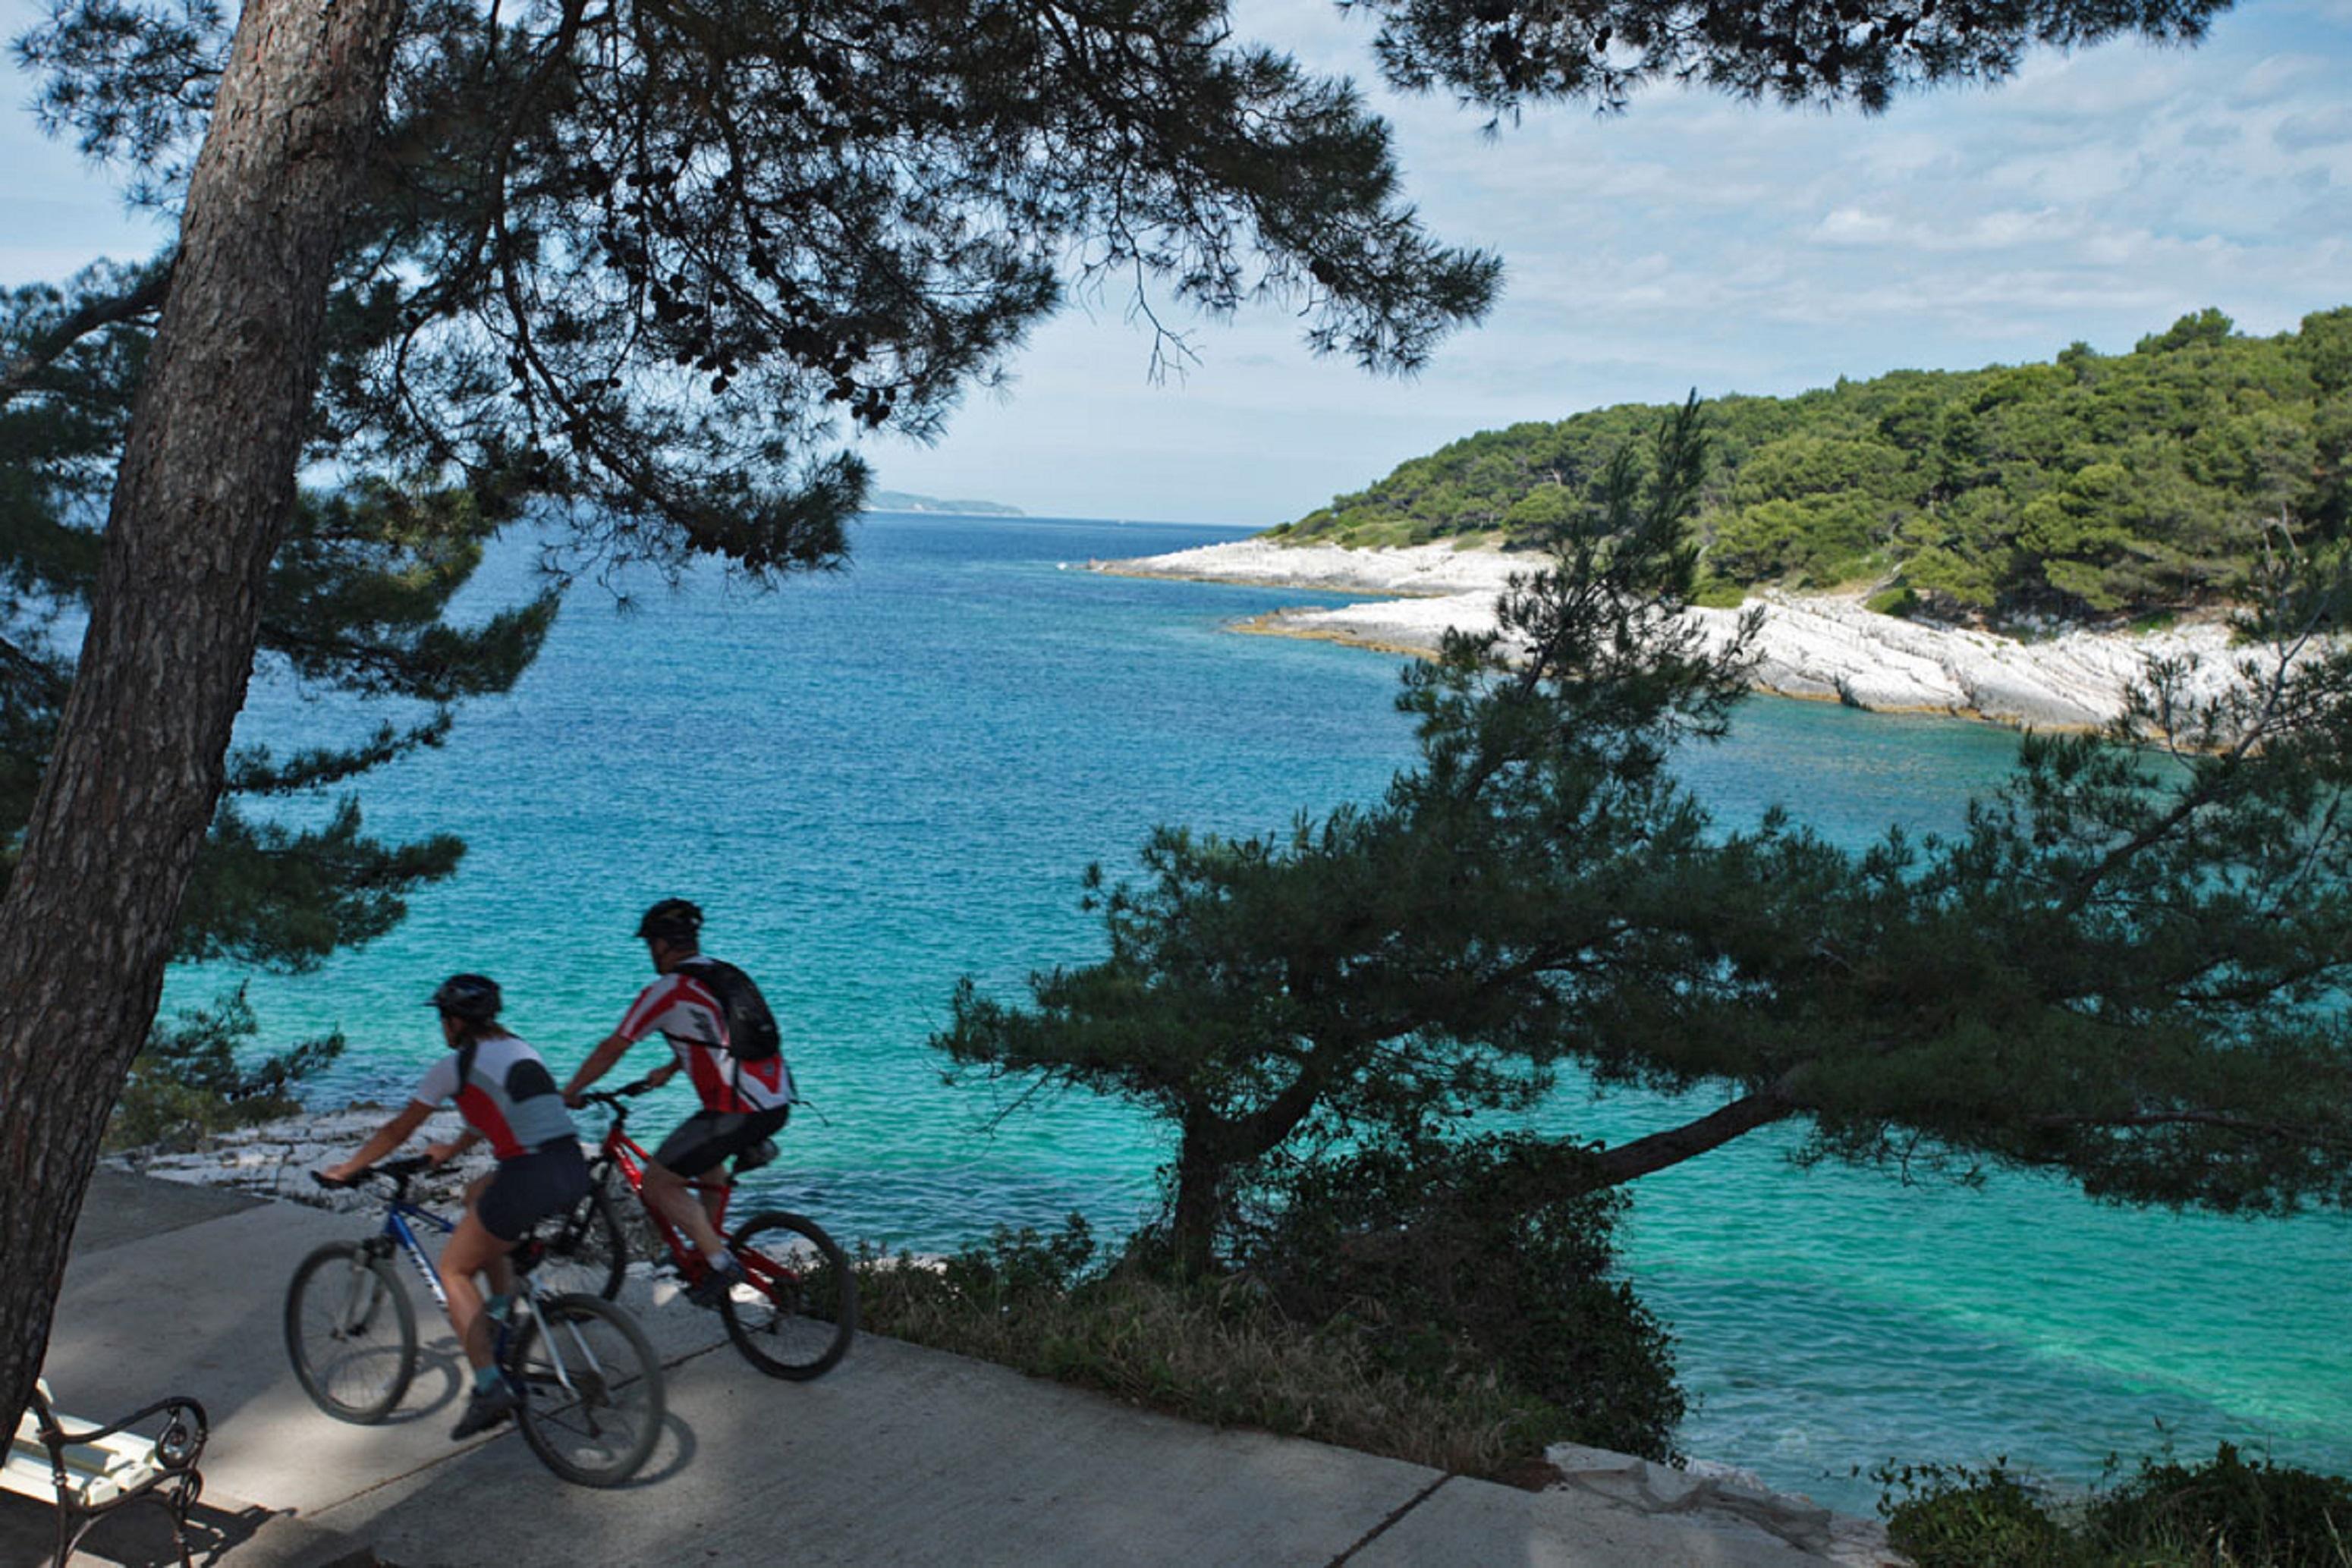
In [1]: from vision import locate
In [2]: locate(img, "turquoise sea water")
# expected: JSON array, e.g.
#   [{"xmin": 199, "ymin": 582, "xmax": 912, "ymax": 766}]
[{"xmin": 175, "ymin": 513, "xmax": 2350, "ymax": 1510}]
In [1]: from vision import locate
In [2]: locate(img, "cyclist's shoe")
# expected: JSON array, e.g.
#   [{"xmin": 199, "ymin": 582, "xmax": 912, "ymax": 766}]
[
  {"xmin": 450, "ymin": 1381, "xmax": 517, "ymax": 1440},
  {"xmin": 684, "ymin": 1254, "xmax": 744, "ymax": 1310}
]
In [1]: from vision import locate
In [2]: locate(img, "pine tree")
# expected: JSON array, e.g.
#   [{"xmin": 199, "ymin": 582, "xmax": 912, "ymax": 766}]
[{"xmin": 940, "ymin": 401, "xmax": 2352, "ymax": 1275}]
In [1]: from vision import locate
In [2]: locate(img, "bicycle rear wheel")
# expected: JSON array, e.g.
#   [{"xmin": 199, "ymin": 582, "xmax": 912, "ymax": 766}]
[
  {"xmin": 510, "ymin": 1293, "xmax": 664, "ymax": 1486},
  {"xmin": 535, "ymin": 1177, "xmax": 627, "ymax": 1300},
  {"xmin": 719, "ymin": 1211, "xmax": 857, "ymax": 1381},
  {"xmin": 285, "ymin": 1241, "xmax": 417, "ymax": 1423}
]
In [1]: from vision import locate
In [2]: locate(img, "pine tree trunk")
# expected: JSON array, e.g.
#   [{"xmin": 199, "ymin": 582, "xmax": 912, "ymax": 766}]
[
  {"xmin": 0, "ymin": 0, "xmax": 402, "ymax": 1434},
  {"xmin": 1168, "ymin": 1110, "xmax": 1229, "ymax": 1277}
]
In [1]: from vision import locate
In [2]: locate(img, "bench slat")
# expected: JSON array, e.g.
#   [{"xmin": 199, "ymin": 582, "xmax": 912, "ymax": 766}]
[{"xmin": 8, "ymin": 1407, "xmax": 169, "ymax": 1507}]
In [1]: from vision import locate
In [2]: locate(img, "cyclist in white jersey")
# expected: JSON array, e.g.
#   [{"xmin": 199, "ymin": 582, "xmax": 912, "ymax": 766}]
[
  {"xmin": 563, "ymin": 900, "xmax": 795, "ymax": 1307},
  {"xmin": 322, "ymin": 974, "xmax": 590, "ymax": 1438}
]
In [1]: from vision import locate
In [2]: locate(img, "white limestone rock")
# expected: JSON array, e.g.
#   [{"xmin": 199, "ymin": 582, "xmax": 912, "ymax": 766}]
[
  {"xmin": 1095, "ymin": 539, "xmax": 2259, "ymax": 733},
  {"xmin": 108, "ymin": 1104, "xmax": 494, "ymax": 1211}
]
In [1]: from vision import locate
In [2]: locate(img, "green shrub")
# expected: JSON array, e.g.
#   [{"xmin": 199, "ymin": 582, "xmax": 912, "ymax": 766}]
[
  {"xmin": 1234, "ymin": 1134, "xmax": 1684, "ymax": 1462},
  {"xmin": 108, "ymin": 988, "xmax": 344, "ymax": 1152},
  {"xmin": 1691, "ymin": 575, "xmax": 1749, "ymax": 608},
  {"xmin": 1882, "ymin": 1446, "xmax": 2352, "ymax": 1568},
  {"xmin": 851, "ymin": 1218, "xmax": 1569, "ymax": 1478},
  {"xmin": 2092, "ymin": 1443, "xmax": 2352, "ymax": 1566},
  {"xmin": 1865, "ymin": 585, "xmax": 1920, "ymax": 617},
  {"xmin": 1881, "ymin": 1463, "xmax": 2099, "ymax": 1567}
]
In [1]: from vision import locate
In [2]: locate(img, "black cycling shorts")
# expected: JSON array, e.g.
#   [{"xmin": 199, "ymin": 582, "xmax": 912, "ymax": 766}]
[
  {"xmin": 653, "ymin": 1106, "xmax": 791, "ymax": 1180},
  {"xmin": 477, "ymin": 1140, "xmax": 591, "ymax": 1243}
]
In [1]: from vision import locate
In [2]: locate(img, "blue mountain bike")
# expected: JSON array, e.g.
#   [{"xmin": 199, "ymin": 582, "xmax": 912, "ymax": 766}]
[{"xmin": 284, "ymin": 1155, "xmax": 665, "ymax": 1487}]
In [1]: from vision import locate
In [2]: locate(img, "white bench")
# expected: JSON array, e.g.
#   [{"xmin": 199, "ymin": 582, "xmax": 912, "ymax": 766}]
[{"xmin": 3, "ymin": 1378, "xmax": 207, "ymax": 1566}]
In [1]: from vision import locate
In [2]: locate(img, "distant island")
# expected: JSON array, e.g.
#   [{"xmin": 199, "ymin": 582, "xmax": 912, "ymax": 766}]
[
  {"xmin": 1090, "ymin": 305, "xmax": 2352, "ymax": 732},
  {"xmin": 866, "ymin": 489, "xmax": 1025, "ymax": 517},
  {"xmin": 1280, "ymin": 305, "xmax": 2349, "ymax": 631}
]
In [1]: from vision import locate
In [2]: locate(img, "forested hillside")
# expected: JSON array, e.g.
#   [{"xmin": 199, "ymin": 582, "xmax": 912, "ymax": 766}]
[{"xmin": 1284, "ymin": 307, "xmax": 2352, "ymax": 624}]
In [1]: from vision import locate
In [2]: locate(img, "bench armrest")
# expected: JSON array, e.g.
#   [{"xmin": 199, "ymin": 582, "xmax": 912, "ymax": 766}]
[{"xmin": 36, "ymin": 1394, "xmax": 209, "ymax": 1474}]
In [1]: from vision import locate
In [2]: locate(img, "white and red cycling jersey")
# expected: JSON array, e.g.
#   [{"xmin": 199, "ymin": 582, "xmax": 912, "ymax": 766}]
[
  {"xmin": 411, "ymin": 1033, "xmax": 577, "ymax": 1161},
  {"xmin": 612, "ymin": 957, "xmax": 797, "ymax": 1114}
]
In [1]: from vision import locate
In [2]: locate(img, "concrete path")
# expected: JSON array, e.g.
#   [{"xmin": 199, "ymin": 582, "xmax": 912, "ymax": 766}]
[{"xmin": 5, "ymin": 1173, "xmax": 1885, "ymax": 1567}]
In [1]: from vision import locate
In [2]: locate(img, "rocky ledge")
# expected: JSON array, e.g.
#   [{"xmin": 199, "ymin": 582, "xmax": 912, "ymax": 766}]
[
  {"xmin": 107, "ymin": 1104, "xmax": 494, "ymax": 1211},
  {"xmin": 1096, "ymin": 539, "xmax": 2250, "ymax": 731}
]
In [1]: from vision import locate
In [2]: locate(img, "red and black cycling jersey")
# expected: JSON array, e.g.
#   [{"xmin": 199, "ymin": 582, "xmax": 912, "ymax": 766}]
[
  {"xmin": 613, "ymin": 957, "xmax": 797, "ymax": 1114},
  {"xmin": 411, "ymin": 1032, "xmax": 577, "ymax": 1160}
]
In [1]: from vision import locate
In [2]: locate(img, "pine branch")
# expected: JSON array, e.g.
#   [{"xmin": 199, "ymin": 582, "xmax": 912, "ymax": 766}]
[
  {"xmin": 1583, "ymin": 1074, "xmax": 1800, "ymax": 1187},
  {"xmin": 2024, "ymin": 1108, "xmax": 2352, "ymax": 1150},
  {"xmin": 0, "ymin": 262, "xmax": 175, "ymax": 404}
]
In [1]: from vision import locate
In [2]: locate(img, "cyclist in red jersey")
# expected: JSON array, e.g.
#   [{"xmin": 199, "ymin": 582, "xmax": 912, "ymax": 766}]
[
  {"xmin": 321, "ymin": 974, "xmax": 590, "ymax": 1438},
  {"xmin": 562, "ymin": 900, "xmax": 795, "ymax": 1307}
]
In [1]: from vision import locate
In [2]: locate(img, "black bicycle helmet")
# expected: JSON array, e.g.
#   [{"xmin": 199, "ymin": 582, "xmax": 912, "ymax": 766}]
[
  {"xmin": 635, "ymin": 898, "xmax": 704, "ymax": 944},
  {"xmin": 426, "ymin": 973, "xmax": 502, "ymax": 1023}
]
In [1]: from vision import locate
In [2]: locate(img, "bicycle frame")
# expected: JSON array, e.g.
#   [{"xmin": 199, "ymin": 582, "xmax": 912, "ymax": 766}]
[
  {"xmin": 590, "ymin": 1116, "xmax": 735, "ymax": 1275},
  {"xmin": 363, "ymin": 1196, "xmax": 456, "ymax": 1311},
  {"xmin": 578, "ymin": 1091, "xmax": 802, "ymax": 1302},
  {"xmin": 333, "ymin": 1167, "xmax": 599, "ymax": 1406}
]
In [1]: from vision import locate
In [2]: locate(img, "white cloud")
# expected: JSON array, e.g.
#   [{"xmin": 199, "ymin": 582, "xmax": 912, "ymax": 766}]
[
  {"xmin": 1814, "ymin": 207, "xmax": 1901, "ymax": 245},
  {"xmin": 2180, "ymin": 120, "xmax": 2245, "ymax": 149},
  {"xmin": 2222, "ymin": 52, "xmax": 2338, "ymax": 109},
  {"xmin": 2275, "ymin": 105, "xmax": 2352, "ymax": 150}
]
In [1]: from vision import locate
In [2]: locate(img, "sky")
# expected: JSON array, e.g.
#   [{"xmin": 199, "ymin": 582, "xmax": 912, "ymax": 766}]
[{"xmin": 5, "ymin": 0, "xmax": 2349, "ymax": 526}]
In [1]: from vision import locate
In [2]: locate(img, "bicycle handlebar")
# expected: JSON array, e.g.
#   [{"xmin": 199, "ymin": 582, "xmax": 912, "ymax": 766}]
[
  {"xmin": 578, "ymin": 1076, "xmax": 659, "ymax": 1110},
  {"xmin": 312, "ymin": 1154, "xmax": 433, "ymax": 1191}
]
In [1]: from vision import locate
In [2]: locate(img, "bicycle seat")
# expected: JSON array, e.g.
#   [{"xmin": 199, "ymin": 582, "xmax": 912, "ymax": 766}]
[{"xmin": 732, "ymin": 1138, "xmax": 779, "ymax": 1175}]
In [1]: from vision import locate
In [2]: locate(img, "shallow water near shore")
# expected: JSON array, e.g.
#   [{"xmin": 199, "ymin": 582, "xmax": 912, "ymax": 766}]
[{"xmin": 171, "ymin": 512, "xmax": 2350, "ymax": 1511}]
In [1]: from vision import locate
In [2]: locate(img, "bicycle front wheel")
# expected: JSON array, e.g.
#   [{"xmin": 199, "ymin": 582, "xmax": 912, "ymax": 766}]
[
  {"xmin": 536, "ymin": 1177, "xmax": 627, "ymax": 1300},
  {"xmin": 285, "ymin": 1241, "xmax": 417, "ymax": 1423},
  {"xmin": 720, "ymin": 1211, "xmax": 857, "ymax": 1381},
  {"xmin": 510, "ymin": 1293, "xmax": 665, "ymax": 1487}
]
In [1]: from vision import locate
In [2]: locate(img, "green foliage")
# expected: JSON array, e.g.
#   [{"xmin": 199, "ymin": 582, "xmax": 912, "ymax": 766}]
[
  {"xmin": 5, "ymin": 0, "xmax": 1528, "ymax": 1006},
  {"xmin": 2140, "ymin": 307, "xmax": 2238, "ymax": 355},
  {"xmin": 1881, "ymin": 1462, "xmax": 2097, "ymax": 1568},
  {"xmin": 1339, "ymin": 1, "xmax": 2234, "ymax": 120},
  {"xmin": 108, "ymin": 988, "xmax": 344, "ymax": 1152},
  {"xmin": 1882, "ymin": 1446, "xmax": 2352, "ymax": 1568},
  {"xmin": 2, "ymin": 269, "xmax": 558, "ymax": 970},
  {"xmin": 1287, "ymin": 310, "xmax": 2350, "ymax": 625},
  {"xmin": 1235, "ymin": 1136, "xmax": 1684, "ymax": 1460},
  {"xmin": 2093, "ymin": 1444, "xmax": 2352, "ymax": 1566},
  {"xmin": 2303, "ymin": 308, "xmax": 2352, "ymax": 399},
  {"xmin": 1864, "ymin": 585, "xmax": 1918, "ymax": 617},
  {"xmin": 851, "ymin": 1215, "xmax": 1646, "ymax": 1478}
]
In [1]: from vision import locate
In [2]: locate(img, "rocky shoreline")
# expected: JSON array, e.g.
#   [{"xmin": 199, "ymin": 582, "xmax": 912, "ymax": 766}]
[
  {"xmin": 1096, "ymin": 538, "xmax": 2250, "ymax": 732},
  {"xmin": 106, "ymin": 1103, "xmax": 493, "ymax": 1210}
]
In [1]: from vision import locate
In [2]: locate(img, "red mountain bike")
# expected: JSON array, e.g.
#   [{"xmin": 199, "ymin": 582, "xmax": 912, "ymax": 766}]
[{"xmin": 545, "ymin": 1079, "xmax": 856, "ymax": 1380}]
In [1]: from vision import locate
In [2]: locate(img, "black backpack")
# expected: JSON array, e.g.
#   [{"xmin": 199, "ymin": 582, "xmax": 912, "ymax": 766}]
[{"xmin": 689, "ymin": 958, "xmax": 781, "ymax": 1062}]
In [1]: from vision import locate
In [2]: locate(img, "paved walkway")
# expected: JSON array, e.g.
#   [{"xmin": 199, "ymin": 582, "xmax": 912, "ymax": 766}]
[{"xmin": 5, "ymin": 1171, "xmax": 1891, "ymax": 1567}]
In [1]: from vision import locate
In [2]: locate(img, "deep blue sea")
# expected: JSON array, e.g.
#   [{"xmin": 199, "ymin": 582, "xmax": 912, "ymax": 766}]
[{"xmin": 172, "ymin": 513, "xmax": 2351, "ymax": 1510}]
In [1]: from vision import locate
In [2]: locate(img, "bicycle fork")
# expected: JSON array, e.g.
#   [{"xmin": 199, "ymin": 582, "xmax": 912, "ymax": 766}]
[
  {"xmin": 331, "ymin": 1236, "xmax": 417, "ymax": 1340},
  {"xmin": 505, "ymin": 1302, "xmax": 615, "ymax": 1432}
]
